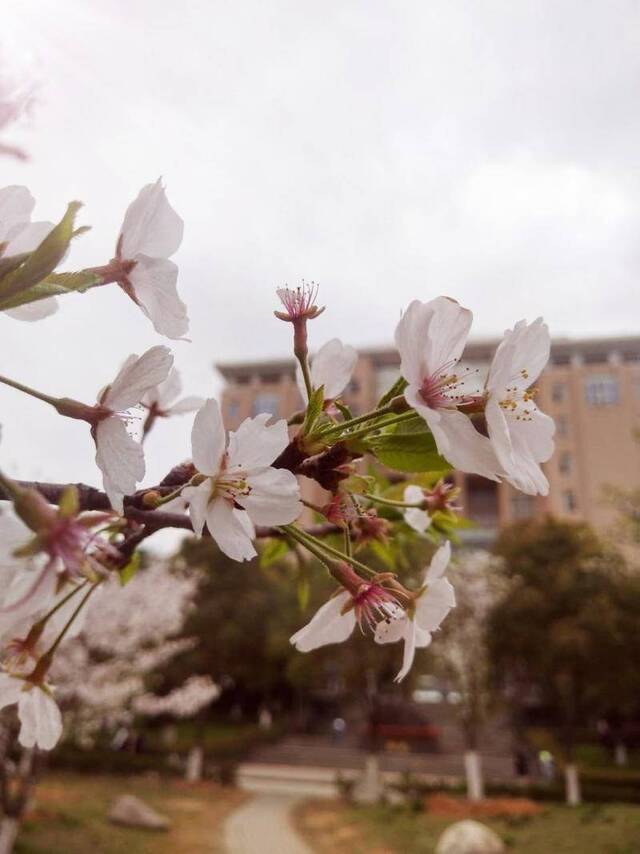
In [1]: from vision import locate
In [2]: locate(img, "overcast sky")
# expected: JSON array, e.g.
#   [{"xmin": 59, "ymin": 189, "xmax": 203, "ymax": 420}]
[{"xmin": 1, "ymin": 1, "xmax": 639, "ymax": 526}]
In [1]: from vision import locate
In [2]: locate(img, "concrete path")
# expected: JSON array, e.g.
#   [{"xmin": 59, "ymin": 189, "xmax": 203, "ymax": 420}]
[{"xmin": 223, "ymin": 793, "xmax": 313, "ymax": 854}]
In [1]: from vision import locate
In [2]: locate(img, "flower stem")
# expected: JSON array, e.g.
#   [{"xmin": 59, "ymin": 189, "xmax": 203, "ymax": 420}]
[
  {"xmin": 42, "ymin": 583, "xmax": 98, "ymax": 659},
  {"xmin": 318, "ymin": 402, "xmax": 396, "ymax": 437},
  {"xmin": 330, "ymin": 410, "xmax": 420, "ymax": 443},
  {"xmin": 0, "ymin": 373, "xmax": 60, "ymax": 408},
  {"xmin": 353, "ymin": 492, "xmax": 423, "ymax": 509},
  {"xmin": 33, "ymin": 582, "xmax": 87, "ymax": 632},
  {"xmin": 280, "ymin": 524, "xmax": 376, "ymax": 577}
]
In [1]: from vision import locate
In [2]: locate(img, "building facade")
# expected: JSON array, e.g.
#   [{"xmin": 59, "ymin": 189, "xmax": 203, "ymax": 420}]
[{"xmin": 217, "ymin": 336, "xmax": 640, "ymax": 539}]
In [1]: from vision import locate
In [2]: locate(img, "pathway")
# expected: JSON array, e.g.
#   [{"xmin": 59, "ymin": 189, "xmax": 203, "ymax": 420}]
[{"xmin": 223, "ymin": 792, "xmax": 313, "ymax": 854}]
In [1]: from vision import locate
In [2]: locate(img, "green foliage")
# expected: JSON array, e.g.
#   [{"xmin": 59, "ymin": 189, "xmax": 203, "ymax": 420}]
[
  {"xmin": 302, "ymin": 385, "xmax": 325, "ymax": 435},
  {"xmin": 489, "ymin": 517, "xmax": 640, "ymax": 755},
  {"xmin": 0, "ymin": 202, "xmax": 88, "ymax": 304},
  {"xmin": 0, "ymin": 270, "xmax": 102, "ymax": 312},
  {"xmin": 366, "ymin": 418, "xmax": 450, "ymax": 473},
  {"xmin": 259, "ymin": 537, "xmax": 290, "ymax": 568},
  {"xmin": 376, "ymin": 374, "xmax": 408, "ymax": 408},
  {"xmin": 118, "ymin": 551, "xmax": 141, "ymax": 586}
]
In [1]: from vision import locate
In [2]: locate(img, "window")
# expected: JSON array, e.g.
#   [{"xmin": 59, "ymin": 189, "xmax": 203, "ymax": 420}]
[
  {"xmin": 585, "ymin": 375, "xmax": 619, "ymax": 406},
  {"xmin": 552, "ymin": 382, "xmax": 566, "ymax": 403},
  {"xmin": 556, "ymin": 415, "xmax": 568, "ymax": 437},
  {"xmin": 252, "ymin": 393, "xmax": 279, "ymax": 418},
  {"xmin": 623, "ymin": 351, "xmax": 640, "ymax": 363},
  {"xmin": 347, "ymin": 379, "xmax": 360, "ymax": 394},
  {"xmin": 562, "ymin": 490, "xmax": 577, "ymax": 513},
  {"xmin": 511, "ymin": 493, "xmax": 535, "ymax": 520},
  {"xmin": 235, "ymin": 374, "xmax": 251, "ymax": 386},
  {"xmin": 226, "ymin": 400, "xmax": 240, "ymax": 421},
  {"xmin": 559, "ymin": 451, "xmax": 571, "ymax": 475},
  {"xmin": 584, "ymin": 352, "xmax": 608, "ymax": 365},
  {"xmin": 259, "ymin": 372, "xmax": 281, "ymax": 385},
  {"xmin": 552, "ymin": 353, "xmax": 571, "ymax": 366}
]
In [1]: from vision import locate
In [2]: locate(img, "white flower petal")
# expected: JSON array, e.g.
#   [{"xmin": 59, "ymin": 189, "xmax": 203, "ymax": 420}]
[
  {"xmin": 129, "ymin": 255, "xmax": 189, "ymax": 340},
  {"xmin": 0, "ymin": 509, "xmax": 31, "ymax": 569},
  {"xmin": 426, "ymin": 405, "xmax": 503, "ymax": 481},
  {"xmin": 374, "ymin": 607, "xmax": 408, "ymax": 645},
  {"xmin": 95, "ymin": 418, "xmax": 145, "ymax": 513},
  {"xmin": 395, "ymin": 300, "xmax": 432, "ymax": 386},
  {"xmin": 394, "ymin": 621, "xmax": 419, "ymax": 683},
  {"xmin": 206, "ymin": 498, "xmax": 257, "ymax": 562},
  {"xmin": 104, "ymin": 346, "xmax": 173, "ymax": 412},
  {"xmin": 142, "ymin": 367, "xmax": 182, "ymax": 408},
  {"xmin": 183, "ymin": 481, "xmax": 211, "ymax": 536},
  {"xmin": 4, "ymin": 220, "xmax": 54, "ymax": 255},
  {"xmin": 298, "ymin": 338, "xmax": 358, "ymax": 401},
  {"xmin": 290, "ymin": 591, "xmax": 356, "ymax": 652},
  {"xmin": 227, "ymin": 415, "xmax": 289, "ymax": 472},
  {"xmin": 237, "ymin": 468, "xmax": 302, "ymax": 526},
  {"xmin": 425, "ymin": 541, "xmax": 451, "ymax": 581},
  {"xmin": 415, "ymin": 577, "xmax": 456, "ymax": 633},
  {"xmin": 191, "ymin": 399, "xmax": 226, "ymax": 477},
  {"xmin": 396, "ymin": 297, "xmax": 472, "ymax": 386},
  {"xmin": 0, "ymin": 674, "xmax": 25, "ymax": 710},
  {"xmin": 0, "ymin": 186, "xmax": 34, "ymax": 238},
  {"xmin": 119, "ymin": 179, "xmax": 184, "ymax": 259},
  {"xmin": 4, "ymin": 296, "xmax": 58, "ymax": 321},
  {"xmin": 18, "ymin": 687, "xmax": 62, "ymax": 750},
  {"xmin": 169, "ymin": 395, "xmax": 205, "ymax": 415},
  {"xmin": 404, "ymin": 507, "xmax": 431, "ymax": 533}
]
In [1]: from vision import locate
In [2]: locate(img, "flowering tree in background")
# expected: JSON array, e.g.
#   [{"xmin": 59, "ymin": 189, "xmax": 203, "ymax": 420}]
[
  {"xmin": 0, "ymin": 171, "xmax": 556, "ymax": 782},
  {"xmin": 52, "ymin": 562, "xmax": 218, "ymax": 740}
]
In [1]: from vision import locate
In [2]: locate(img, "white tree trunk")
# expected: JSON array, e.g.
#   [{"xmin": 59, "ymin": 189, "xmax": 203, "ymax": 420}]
[
  {"xmin": 356, "ymin": 754, "xmax": 383, "ymax": 803},
  {"xmin": 185, "ymin": 745, "xmax": 204, "ymax": 782},
  {"xmin": 564, "ymin": 763, "xmax": 581, "ymax": 805},
  {"xmin": 464, "ymin": 750, "xmax": 484, "ymax": 801},
  {"xmin": 614, "ymin": 742, "xmax": 628, "ymax": 766},
  {"xmin": 0, "ymin": 818, "xmax": 19, "ymax": 854}
]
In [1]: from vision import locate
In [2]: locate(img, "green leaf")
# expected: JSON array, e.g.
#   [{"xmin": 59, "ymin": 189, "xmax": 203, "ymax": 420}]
[
  {"xmin": 377, "ymin": 375, "xmax": 408, "ymax": 408},
  {"xmin": 0, "ymin": 270, "xmax": 102, "ymax": 311},
  {"xmin": 366, "ymin": 419, "xmax": 451, "ymax": 473},
  {"xmin": 259, "ymin": 538, "xmax": 290, "ymax": 568},
  {"xmin": 118, "ymin": 551, "xmax": 141, "ymax": 586},
  {"xmin": 297, "ymin": 576, "xmax": 310, "ymax": 611},
  {"xmin": 0, "ymin": 252, "xmax": 29, "ymax": 281},
  {"xmin": 0, "ymin": 202, "xmax": 87, "ymax": 302},
  {"xmin": 334, "ymin": 401, "xmax": 353, "ymax": 422},
  {"xmin": 302, "ymin": 385, "xmax": 325, "ymax": 435}
]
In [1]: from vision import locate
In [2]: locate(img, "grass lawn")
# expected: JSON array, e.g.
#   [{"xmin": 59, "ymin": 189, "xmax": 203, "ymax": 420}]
[
  {"xmin": 15, "ymin": 772, "xmax": 245, "ymax": 854},
  {"xmin": 296, "ymin": 799, "xmax": 640, "ymax": 854}
]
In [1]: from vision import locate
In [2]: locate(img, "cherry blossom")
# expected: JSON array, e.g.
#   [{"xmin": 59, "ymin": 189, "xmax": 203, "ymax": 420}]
[
  {"xmin": 140, "ymin": 368, "xmax": 204, "ymax": 435},
  {"xmin": 274, "ymin": 281, "xmax": 324, "ymax": 322},
  {"xmin": 94, "ymin": 346, "xmax": 174, "ymax": 512},
  {"xmin": 290, "ymin": 571, "xmax": 401, "ymax": 652},
  {"xmin": 0, "ymin": 185, "xmax": 56, "ymax": 321},
  {"xmin": 183, "ymin": 399, "xmax": 302, "ymax": 561},
  {"xmin": 375, "ymin": 541, "xmax": 455, "ymax": 682},
  {"xmin": 395, "ymin": 297, "xmax": 502, "ymax": 480},
  {"xmin": 403, "ymin": 484, "xmax": 432, "ymax": 533},
  {"xmin": 0, "ymin": 674, "xmax": 62, "ymax": 750},
  {"xmin": 297, "ymin": 338, "xmax": 358, "ymax": 402},
  {"xmin": 112, "ymin": 180, "xmax": 188, "ymax": 339},
  {"xmin": 485, "ymin": 318, "xmax": 555, "ymax": 495}
]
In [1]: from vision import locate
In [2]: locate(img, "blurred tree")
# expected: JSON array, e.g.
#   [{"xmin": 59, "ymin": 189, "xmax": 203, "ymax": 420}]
[{"xmin": 488, "ymin": 516, "xmax": 640, "ymax": 804}]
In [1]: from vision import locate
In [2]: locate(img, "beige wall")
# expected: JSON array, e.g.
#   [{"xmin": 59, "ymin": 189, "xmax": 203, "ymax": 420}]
[{"xmin": 218, "ymin": 339, "xmax": 640, "ymax": 536}]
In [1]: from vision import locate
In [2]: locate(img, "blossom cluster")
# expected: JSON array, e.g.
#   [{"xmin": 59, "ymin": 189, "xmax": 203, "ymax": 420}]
[{"xmin": 0, "ymin": 178, "xmax": 554, "ymax": 749}]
